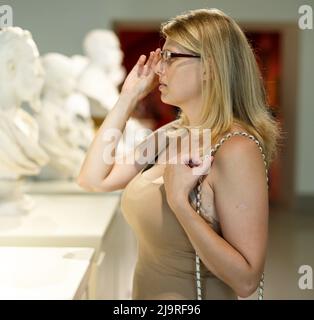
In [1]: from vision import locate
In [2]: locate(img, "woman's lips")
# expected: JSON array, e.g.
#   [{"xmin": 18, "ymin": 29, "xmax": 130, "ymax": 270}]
[{"xmin": 159, "ymin": 84, "xmax": 167, "ymax": 90}]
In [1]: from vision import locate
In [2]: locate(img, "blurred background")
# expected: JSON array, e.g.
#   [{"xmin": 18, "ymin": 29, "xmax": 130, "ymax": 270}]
[{"xmin": 0, "ymin": 0, "xmax": 313, "ymax": 300}]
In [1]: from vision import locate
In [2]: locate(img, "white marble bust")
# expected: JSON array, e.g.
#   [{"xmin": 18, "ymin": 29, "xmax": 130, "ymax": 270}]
[
  {"xmin": 79, "ymin": 29, "xmax": 150, "ymax": 156},
  {"xmin": 77, "ymin": 29, "xmax": 126, "ymax": 117},
  {"xmin": 36, "ymin": 53, "xmax": 89, "ymax": 180},
  {"xmin": 0, "ymin": 27, "xmax": 49, "ymax": 214}
]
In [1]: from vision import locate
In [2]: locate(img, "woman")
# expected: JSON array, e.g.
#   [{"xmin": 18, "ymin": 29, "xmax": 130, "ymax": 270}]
[{"xmin": 77, "ymin": 8, "xmax": 280, "ymax": 300}]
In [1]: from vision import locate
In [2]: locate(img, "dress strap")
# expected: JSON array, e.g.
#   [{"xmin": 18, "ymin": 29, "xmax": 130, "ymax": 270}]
[{"xmin": 210, "ymin": 131, "xmax": 269, "ymax": 187}]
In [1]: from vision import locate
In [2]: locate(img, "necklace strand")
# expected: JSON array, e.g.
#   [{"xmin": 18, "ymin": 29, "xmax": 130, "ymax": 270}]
[{"xmin": 195, "ymin": 131, "xmax": 268, "ymax": 300}]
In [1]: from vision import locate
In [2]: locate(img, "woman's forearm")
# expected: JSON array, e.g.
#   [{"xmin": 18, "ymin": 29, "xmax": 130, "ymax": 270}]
[
  {"xmin": 77, "ymin": 93, "xmax": 138, "ymax": 189},
  {"xmin": 171, "ymin": 198, "xmax": 258, "ymax": 298}
]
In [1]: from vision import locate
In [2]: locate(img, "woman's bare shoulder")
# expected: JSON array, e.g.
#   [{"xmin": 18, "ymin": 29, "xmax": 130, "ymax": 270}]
[{"xmin": 205, "ymin": 126, "xmax": 266, "ymax": 189}]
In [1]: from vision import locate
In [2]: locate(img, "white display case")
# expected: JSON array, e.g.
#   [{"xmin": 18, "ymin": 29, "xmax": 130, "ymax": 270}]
[
  {"xmin": 0, "ymin": 181, "xmax": 138, "ymax": 299},
  {"xmin": 0, "ymin": 246, "xmax": 94, "ymax": 300}
]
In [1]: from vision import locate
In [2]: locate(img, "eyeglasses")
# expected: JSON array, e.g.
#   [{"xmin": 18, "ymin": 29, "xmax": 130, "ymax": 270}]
[{"xmin": 160, "ymin": 49, "xmax": 201, "ymax": 62}]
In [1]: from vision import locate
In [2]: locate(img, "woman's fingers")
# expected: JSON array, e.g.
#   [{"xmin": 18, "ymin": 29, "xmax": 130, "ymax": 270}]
[
  {"xmin": 152, "ymin": 48, "xmax": 161, "ymax": 68},
  {"xmin": 137, "ymin": 49, "xmax": 161, "ymax": 77},
  {"xmin": 154, "ymin": 48, "xmax": 161, "ymax": 60},
  {"xmin": 137, "ymin": 54, "xmax": 146, "ymax": 64},
  {"xmin": 144, "ymin": 49, "xmax": 161, "ymax": 76},
  {"xmin": 150, "ymin": 48, "xmax": 161, "ymax": 66},
  {"xmin": 144, "ymin": 51, "xmax": 154, "ymax": 75},
  {"xmin": 137, "ymin": 54, "xmax": 146, "ymax": 76}
]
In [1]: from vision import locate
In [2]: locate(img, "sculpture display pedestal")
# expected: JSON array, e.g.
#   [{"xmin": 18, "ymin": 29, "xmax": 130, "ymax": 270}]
[{"xmin": 0, "ymin": 179, "xmax": 34, "ymax": 215}]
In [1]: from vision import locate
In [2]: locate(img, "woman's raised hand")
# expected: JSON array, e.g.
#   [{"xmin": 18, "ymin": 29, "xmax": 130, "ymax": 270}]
[{"xmin": 121, "ymin": 48, "xmax": 161, "ymax": 101}]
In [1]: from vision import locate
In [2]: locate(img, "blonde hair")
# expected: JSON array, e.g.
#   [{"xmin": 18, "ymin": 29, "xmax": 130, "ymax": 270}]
[{"xmin": 161, "ymin": 8, "xmax": 281, "ymax": 166}]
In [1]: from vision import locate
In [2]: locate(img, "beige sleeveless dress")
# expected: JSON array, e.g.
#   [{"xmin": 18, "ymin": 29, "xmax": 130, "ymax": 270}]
[{"xmin": 120, "ymin": 121, "xmax": 241, "ymax": 300}]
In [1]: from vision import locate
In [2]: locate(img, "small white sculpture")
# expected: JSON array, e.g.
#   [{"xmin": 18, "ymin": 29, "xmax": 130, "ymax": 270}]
[
  {"xmin": 77, "ymin": 29, "xmax": 126, "ymax": 117},
  {"xmin": 78, "ymin": 29, "xmax": 150, "ymax": 156},
  {"xmin": 83, "ymin": 29, "xmax": 126, "ymax": 86},
  {"xmin": 0, "ymin": 27, "xmax": 49, "ymax": 215},
  {"xmin": 64, "ymin": 92, "xmax": 95, "ymax": 151},
  {"xmin": 67, "ymin": 55, "xmax": 95, "ymax": 151},
  {"xmin": 0, "ymin": 27, "xmax": 44, "ymax": 112},
  {"xmin": 36, "ymin": 53, "xmax": 92, "ymax": 180}
]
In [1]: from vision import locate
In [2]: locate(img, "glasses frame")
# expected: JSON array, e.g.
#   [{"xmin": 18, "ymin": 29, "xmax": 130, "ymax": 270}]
[{"xmin": 160, "ymin": 49, "xmax": 201, "ymax": 62}]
